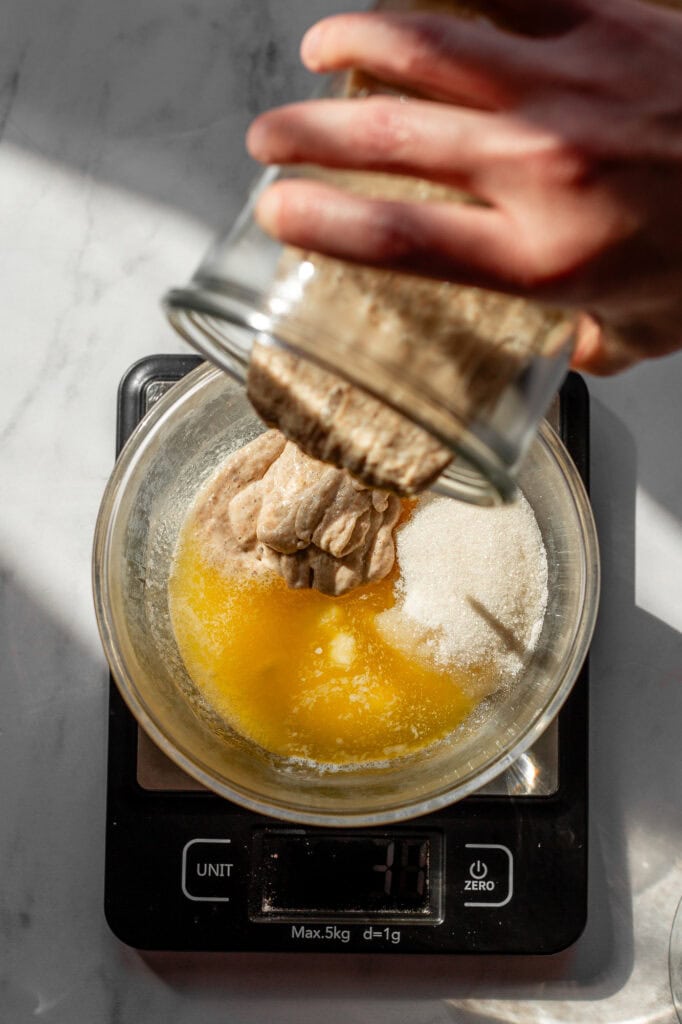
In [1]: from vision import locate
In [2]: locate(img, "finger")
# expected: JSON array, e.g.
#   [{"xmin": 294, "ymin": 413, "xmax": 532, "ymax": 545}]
[
  {"xmin": 247, "ymin": 97, "xmax": 504, "ymax": 199},
  {"xmin": 300, "ymin": 11, "xmax": 574, "ymax": 109},
  {"xmin": 570, "ymin": 314, "xmax": 640, "ymax": 376},
  {"xmin": 571, "ymin": 310, "xmax": 682, "ymax": 375},
  {"xmin": 474, "ymin": 0, "xmax": 593, "ymax": 36},
  {"xmin": 254, "ymin": 179, "xmax": 526, "ymax": 291}
]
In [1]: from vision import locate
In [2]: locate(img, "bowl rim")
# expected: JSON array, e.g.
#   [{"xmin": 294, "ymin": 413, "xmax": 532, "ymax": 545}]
[{"xmin": 92, "ymin": 362, "xmax": 600, "ymax": 826}]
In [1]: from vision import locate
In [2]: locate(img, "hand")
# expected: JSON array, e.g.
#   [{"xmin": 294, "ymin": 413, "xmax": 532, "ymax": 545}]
[{"xmin": 246, "ymin": 0, "xmax": 682, "ymax": 375}]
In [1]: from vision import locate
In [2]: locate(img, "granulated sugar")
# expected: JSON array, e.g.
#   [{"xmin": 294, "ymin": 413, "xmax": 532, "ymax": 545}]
[{"xmin": 376, "ymin": 493, "xmax": 548, "ymax": 691}]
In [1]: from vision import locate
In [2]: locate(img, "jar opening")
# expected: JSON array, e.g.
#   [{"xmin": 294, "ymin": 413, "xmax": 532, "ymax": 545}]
[{"xmin": 164, "ymin": 283, "xmax": 531, "ymax": 506}]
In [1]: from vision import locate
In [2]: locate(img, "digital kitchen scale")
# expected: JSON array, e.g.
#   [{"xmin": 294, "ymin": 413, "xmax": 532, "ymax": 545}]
[{"xmin": 104, "ymin": 355, "xmax": 589, "ymax": 955}]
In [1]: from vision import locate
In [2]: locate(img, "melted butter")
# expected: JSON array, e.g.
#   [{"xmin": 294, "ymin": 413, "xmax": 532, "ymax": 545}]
[{"xmin": 169, "ymin": 532, "xmax": 478, "ymax": 766}]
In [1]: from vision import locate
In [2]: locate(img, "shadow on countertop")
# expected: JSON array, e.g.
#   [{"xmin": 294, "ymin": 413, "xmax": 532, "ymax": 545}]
[
  {"xmin": 0, "ymin": 565, "xmax": 112, "ymax": 1021},
  {"xmin": 1, "ymin": 0, "xmax": 362, "ymax": 230}
]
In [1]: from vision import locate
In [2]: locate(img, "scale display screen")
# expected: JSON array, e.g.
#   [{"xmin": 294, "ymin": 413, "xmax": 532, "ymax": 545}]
[{"xmin": 252, "ymin": 830, "xmax": 443, "ymax": 922}]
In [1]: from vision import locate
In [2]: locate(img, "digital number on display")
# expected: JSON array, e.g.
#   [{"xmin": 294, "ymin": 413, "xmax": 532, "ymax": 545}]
[{"xmin": 253, "ymin": 830, "xmax": 442, "ymax": 921}]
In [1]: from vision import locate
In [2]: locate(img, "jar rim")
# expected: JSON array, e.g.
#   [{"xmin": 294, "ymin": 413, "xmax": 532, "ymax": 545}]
[{"xmin": 165, "ymin": 282, "xmax": 523, "ymax": 506}]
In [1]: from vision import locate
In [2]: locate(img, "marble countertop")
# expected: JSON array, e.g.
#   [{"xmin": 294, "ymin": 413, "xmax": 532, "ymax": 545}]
[{"xmin": 1, "ymin": 1, "xmax": 681, "ymax": 1021}]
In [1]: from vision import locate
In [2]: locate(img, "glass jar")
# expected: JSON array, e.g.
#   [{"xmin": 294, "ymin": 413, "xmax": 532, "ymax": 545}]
[{"xmin": 163, "ymin": 0, "xmax": 577, "ymax": 505}]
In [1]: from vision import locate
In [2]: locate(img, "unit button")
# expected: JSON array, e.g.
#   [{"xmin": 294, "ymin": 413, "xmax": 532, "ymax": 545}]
[
  {"xmin": 182, "ymin": 838, "xmax": 235, "ymax": 902},
  {"xmin": 463, "ymin": 843, "xmax": 513, "ymax": 907}
]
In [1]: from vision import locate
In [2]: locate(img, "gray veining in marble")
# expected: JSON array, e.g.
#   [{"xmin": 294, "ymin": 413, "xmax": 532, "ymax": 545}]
[{"xmin": 1, "ymin": 1, "xmax": 682, "ymax": 1022}]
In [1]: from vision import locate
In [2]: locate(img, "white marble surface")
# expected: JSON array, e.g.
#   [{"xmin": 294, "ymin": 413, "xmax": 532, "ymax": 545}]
[{"xmin": 1, "ymin": 2, "xmax": 682, "ymax": 1021}]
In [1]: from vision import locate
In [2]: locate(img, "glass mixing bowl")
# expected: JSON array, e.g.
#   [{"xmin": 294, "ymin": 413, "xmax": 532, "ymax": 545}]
[{"xmin": 92, "ymin": 362, "xmax": 599, "ymax": 826}]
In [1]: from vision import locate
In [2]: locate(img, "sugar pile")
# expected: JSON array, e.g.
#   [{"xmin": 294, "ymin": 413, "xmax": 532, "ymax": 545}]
[{"xmin": 376, "ymin": 493, "xmax": 548, "ymax": 694}]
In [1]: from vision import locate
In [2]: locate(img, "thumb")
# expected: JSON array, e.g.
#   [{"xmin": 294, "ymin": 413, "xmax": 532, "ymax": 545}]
[{"xmin": 570, "ymin": 313, "xmax": 640, "ymax": 376}]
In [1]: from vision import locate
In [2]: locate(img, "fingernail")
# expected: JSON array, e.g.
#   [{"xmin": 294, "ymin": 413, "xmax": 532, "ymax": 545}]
[
  {"xmin": 255, "ymin": 187, "xmax": 282, "ymax": 238},
  {"xmin": 245, "ymin": 118, "xmax": 266, "ymax": 159},
  {"xmin": 301, "ymin": 22, "xmax": 325, "ymax": 69}
]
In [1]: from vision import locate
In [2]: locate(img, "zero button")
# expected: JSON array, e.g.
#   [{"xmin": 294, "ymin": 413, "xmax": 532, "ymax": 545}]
[{"xmin": 463, "ymin": 843, "xmax": 513, "ymax": 907}]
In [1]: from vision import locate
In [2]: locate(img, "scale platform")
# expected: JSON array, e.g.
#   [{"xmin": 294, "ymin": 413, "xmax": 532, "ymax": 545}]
[{"xmin": 105, "ymin": 355, "xmax": 589, "ymax": 955}]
